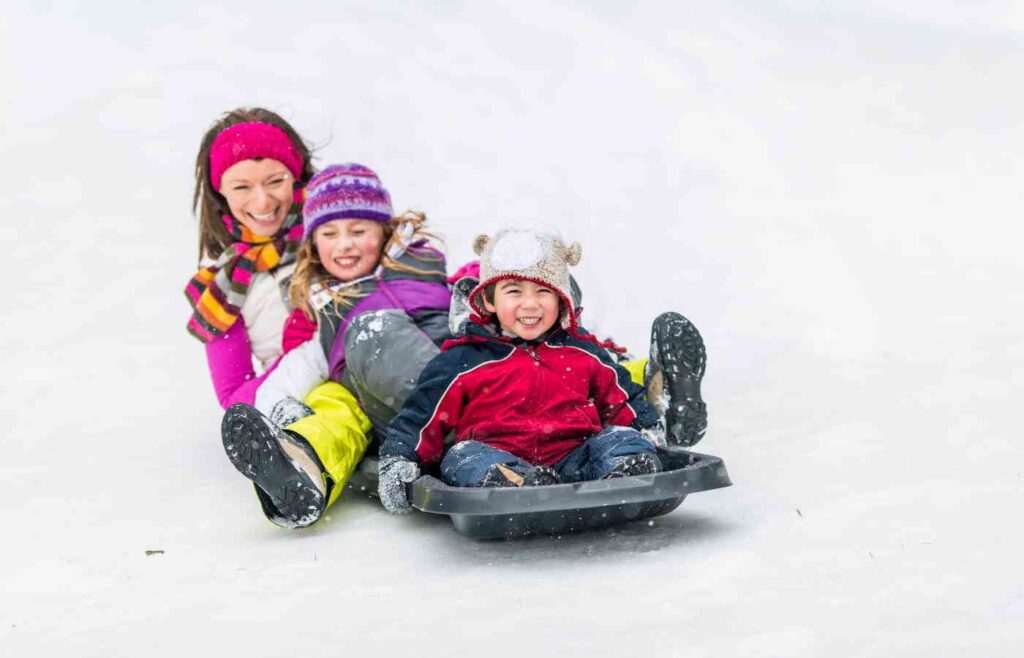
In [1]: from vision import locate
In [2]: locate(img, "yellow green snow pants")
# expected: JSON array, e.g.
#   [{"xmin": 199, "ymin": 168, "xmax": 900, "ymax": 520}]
[
  {"xmin": 622, "ymin": 358, "xmax": 647, "ymax": 387},
  {"xmin": 287, "ymin": 381, "xmax": 372, "ymax": 508}
]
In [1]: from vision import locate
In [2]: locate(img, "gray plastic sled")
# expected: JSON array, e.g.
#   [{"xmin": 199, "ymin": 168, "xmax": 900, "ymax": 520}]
[{"xmin": 348, "ymin": 446, "xmax": 731, "ymax": 540}]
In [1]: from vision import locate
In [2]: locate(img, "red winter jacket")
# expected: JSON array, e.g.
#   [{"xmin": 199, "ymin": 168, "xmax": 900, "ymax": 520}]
[{"xmin": 382, "ymin": 321, "xmax": 659, "ymax": 467}]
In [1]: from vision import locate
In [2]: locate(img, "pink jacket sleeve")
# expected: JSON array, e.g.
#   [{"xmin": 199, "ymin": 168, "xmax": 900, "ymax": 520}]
[{"xmin": 204, "ymin": 320, "xmax": 281, "ymax": 409}]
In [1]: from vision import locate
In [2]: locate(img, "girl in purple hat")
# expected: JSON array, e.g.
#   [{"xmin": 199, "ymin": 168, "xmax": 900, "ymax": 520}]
[{"xmin": 218, "ymin": 163, "xmax": 452, "ymax": 528}]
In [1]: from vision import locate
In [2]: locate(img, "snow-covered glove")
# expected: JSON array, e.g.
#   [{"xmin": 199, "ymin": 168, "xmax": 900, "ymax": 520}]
[
  {"xmin": 378, "ymin": 455, "xmax": 420, "ymax": 514},
  {"xmin": 254, "ymin": 339, "xmax": 329, "ymax": 416},
  {"xmin": 268, "ymin": 396, "xmax": 315, "ymax": 428}
]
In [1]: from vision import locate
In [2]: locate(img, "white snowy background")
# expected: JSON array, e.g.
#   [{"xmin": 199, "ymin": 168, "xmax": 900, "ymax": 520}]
[{"xmin": 2, "ymin": 1, "xmax": 1022, "ymax": 655}]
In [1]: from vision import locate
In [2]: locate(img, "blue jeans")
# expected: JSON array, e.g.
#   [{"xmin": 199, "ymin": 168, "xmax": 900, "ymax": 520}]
[{"xmin": 440, "ymin": 427, "xmax": 657, "ymax": 487}]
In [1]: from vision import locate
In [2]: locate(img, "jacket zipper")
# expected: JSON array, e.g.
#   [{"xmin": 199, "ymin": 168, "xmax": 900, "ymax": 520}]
[{"xmin": 522, "ymin": 344, "xmax": 541, "ymax": 462}]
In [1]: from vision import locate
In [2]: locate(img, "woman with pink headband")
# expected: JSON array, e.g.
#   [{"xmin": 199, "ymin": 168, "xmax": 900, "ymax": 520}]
[{"xmin": 186, "ymin": 108, "xmax": 374, "ymax": 527}]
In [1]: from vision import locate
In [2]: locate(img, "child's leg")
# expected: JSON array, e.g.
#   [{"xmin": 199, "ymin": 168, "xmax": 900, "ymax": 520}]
[
  {"xmin": 646, "ymin": 312, "xmax": 707, "ymax": 446},
  {"xmin": 555, "ymin": 427, "xmax": 658, "ymax": 482},
  {"xmin": 440, "ymin": 440, "xmax": 533, "ymax": 487},
  {"xmin": 287, "ymin": 381, "xmax": 372, "ymax": 507},
  {"xmin": 341, "ymin": 310, "xmax": 441, "ymax": 435}
]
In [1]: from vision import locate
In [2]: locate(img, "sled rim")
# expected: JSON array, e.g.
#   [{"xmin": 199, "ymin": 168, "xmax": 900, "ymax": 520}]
[{"xmin": 409, "ymin": 450, "xmax": 730, "ymax": 516}]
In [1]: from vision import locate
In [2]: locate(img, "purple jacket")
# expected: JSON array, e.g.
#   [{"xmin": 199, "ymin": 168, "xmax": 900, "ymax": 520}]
[{"xmin": 316, "ymin": 246, "xmax": 452, "ymax": 381}]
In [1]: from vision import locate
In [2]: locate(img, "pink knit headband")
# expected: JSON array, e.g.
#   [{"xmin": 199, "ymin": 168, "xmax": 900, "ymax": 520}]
[{"xmin": 209, "ymin": 122, "xmax": 304, "ymax": 191}]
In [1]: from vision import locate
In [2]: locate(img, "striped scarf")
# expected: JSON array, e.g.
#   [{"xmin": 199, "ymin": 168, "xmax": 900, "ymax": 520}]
[{"xmin": 185, "ymin": 207, "xmax": 304, "ymax": 343}]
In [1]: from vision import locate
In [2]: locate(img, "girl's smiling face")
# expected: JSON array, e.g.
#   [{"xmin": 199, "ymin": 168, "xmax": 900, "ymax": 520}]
[
  {"xmin": 219, "ymin": 158, "xmax": 295, "ymax": 236},
  {"xmin": 313, "ymin": 219, "xmax": 387, "ymax": 282},
  {"xmin": 483, "ymin": 278, "xmax": 560, "ymax": 340}
]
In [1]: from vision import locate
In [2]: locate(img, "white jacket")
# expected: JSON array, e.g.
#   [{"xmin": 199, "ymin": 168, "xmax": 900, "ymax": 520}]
[{"xmin": 240, "ymin": 262, "xmax": 296, "ymax": 370}]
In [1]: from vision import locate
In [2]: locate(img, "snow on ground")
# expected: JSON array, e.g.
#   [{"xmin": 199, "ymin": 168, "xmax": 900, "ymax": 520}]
[{"xmin": 2, "ymin": 2, "xmax": 1023, "ymax": 656}]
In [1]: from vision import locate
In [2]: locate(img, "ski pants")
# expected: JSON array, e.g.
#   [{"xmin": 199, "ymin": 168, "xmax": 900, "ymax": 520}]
[
  {"xmin": 286, "ymin": 380, "xmax": 371, "ymax": 508},
  {"xmin": 339, "ymin": 310, "xmax": 442, "ymax": 436}
]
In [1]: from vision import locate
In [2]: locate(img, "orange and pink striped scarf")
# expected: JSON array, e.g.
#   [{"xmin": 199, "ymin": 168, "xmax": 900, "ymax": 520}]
[{"xmin": 185, "ymin": 207, "xmax": 304, "ymax": 343}]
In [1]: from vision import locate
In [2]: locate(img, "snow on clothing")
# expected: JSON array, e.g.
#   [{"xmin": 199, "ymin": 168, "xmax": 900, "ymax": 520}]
[
  {"xmin": 440, "ymin": 428, "xmax": 656, "ymax": 486},
  {"xmin": 254, "ymin": 244, "xmax": 452, "ymax": 433},
  {"xmin": 382, "ymin": 319, "xmax": 660, "ymax": 469},
  {"xmin": 315, "ymin": 244, "xmax": 451, "ymax": 383},
  {"xmin": 339, "ymin": 310, "xmax": 449, "ymax": 437}
]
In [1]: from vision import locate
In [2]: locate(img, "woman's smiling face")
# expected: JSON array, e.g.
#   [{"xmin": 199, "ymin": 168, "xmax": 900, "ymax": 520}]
[
  {"xmin": 219, "ymin": 158, "xmax": 295, "ymax": 236},
  {"xmin": 313, "ymin": 219, "xmax": 387, "ymax": 282}
]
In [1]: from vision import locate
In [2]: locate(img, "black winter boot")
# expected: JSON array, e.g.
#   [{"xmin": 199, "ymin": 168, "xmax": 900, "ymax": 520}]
[
  {"xmin": 645, "ymin": 312, "xmax": 708, "ymax": 446},
  {"xmin": 222, "ymin": 403, "xmax": 328, "ymax": 528},
  {"xmin": 602, "ymin": 453, "xmax": 663, "ymax": 479},
  {"xmin": 522, "ymin": 465, "xmax": 562, "ymax": 486}
]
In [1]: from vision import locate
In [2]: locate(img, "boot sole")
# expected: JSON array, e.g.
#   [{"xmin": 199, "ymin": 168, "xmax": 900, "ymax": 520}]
[
  {"xmin": 221, "ymin": 404, "xmax": 325, "ymax": 527},
  {"xmin": 602, "ymin": 453, "xmax": 663, "ymax": 479},
  {"xmin": 650, "ymin": 313, "xmax": 708, "ymax": 447}
]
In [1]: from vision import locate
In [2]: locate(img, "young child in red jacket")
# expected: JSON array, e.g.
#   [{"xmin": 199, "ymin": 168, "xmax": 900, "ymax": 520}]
[{"xmin": 378, "ymin": 225, "xmax": 663, "ymax": 513}]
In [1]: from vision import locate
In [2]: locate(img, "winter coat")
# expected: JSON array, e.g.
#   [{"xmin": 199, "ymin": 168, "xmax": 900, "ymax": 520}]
[
  {"xmin": 382, "ymin": 320, "xmax": 660, "ymax": 467},
  {"xmin": 204, "ymin": 262, "xmax": 296, "ymax": 409},
  {"xmin": 315, "ymin": 245, "xmax": 451, "ymax": 382},
  {"xmin": 253, "ymin": 245, "xmax": 452, "ymax": 412}
]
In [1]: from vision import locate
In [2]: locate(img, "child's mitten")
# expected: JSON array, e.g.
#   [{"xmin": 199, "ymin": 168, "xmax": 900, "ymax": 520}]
[{"xmin": 378, "ymin": 455, "xmax": 420, "ymax": 514}]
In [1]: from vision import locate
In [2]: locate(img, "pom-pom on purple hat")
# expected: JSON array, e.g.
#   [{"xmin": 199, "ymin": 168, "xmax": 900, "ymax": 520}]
[{"xmin": 302, "ymin": 163, "xmax": 394, "ymax": 239}]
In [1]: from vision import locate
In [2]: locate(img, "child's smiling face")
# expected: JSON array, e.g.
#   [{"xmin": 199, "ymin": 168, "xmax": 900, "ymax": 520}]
[
  {"xmin": 483, "ymin": 278, "xmax": 560, "ymax": 341},
  {"xmin": 313, "ymin": 218, "xmax": 386, "ymax": 281}
]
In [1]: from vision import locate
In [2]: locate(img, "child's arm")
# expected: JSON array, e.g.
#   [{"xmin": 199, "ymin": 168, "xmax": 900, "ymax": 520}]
[
  {"xmin": 380, "ymin": 351, "xmax": 466, "ymax": 466},
  {"xmin": 250, "ymin": 308, "xmax": 326, "ymax": 415},
  {"xmin": 378, "ymin": 351, "xmax": 467, "ymax": 514},
  {"xmin": 252, "ymin": 338, "xmax": 329, "ymax": 416}
]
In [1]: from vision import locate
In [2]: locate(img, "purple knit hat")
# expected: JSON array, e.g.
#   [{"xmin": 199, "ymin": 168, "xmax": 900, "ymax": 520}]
[{"xmin": 302, "ymin": 163, "xmax": 394, "ymax": 239}]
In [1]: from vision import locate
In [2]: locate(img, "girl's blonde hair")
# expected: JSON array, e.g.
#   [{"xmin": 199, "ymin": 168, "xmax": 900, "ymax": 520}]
[{"xmin": 288, "ymin": 210, "xmax": 444, "ymax": 320}]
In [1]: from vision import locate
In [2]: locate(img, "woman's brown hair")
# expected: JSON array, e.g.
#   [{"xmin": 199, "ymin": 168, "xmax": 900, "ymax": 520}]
[{"xmin": 192, "ymin": 107, "xmax": 316, "ymax": 262}]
